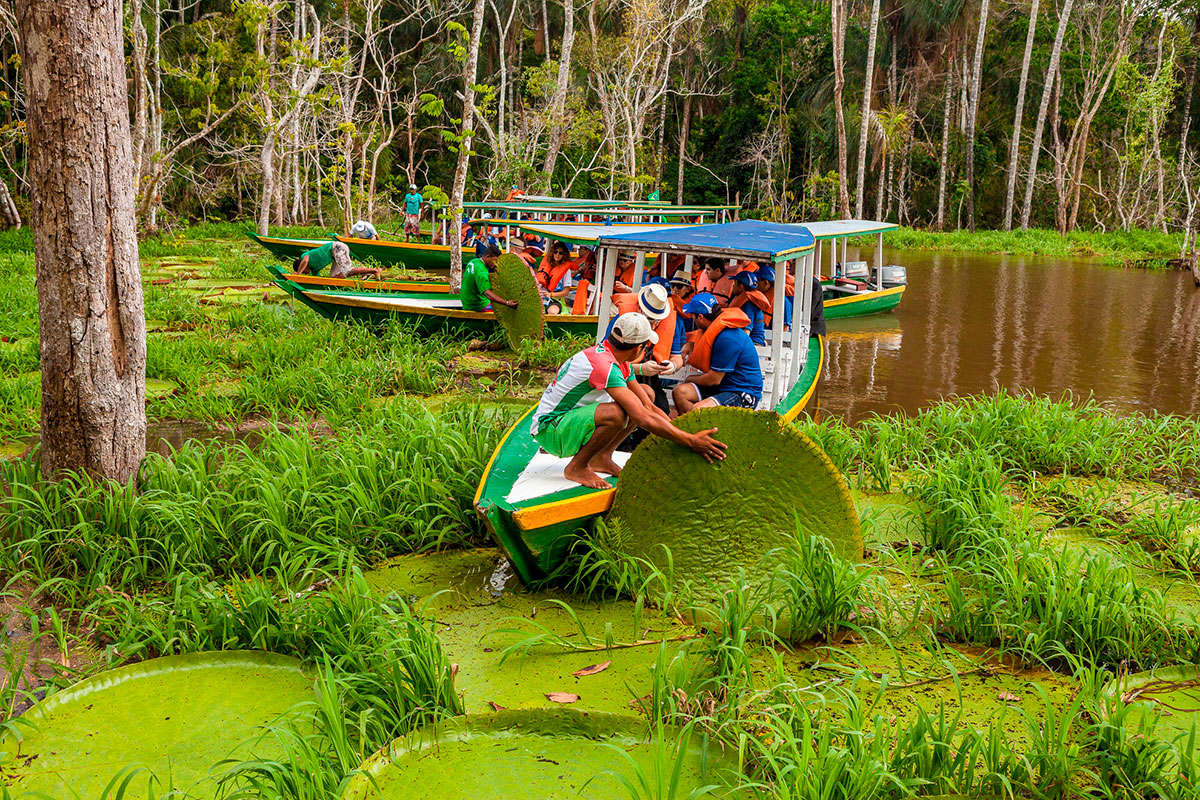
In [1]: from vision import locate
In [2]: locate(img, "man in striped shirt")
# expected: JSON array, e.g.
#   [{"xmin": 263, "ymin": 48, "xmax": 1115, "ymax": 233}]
[{"xmin": 531, "ymin": 313, "xmax": 727, "ymax": 489}]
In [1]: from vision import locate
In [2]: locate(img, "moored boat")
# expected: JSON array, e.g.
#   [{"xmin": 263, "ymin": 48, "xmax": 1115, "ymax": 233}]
[
  {"xmin": 473, "ymin": 220, "xmax": 825, "ymax": 584},
  {"xmin": 336, "ymin": 235, "xmax": 455, "ymax": 273},
  {"xmin": 803, "ymin": 219, "xmax": 909, "ymax": 319},
  {"xmin": 244, "ymin": 231, "xmax": 335, "ymax": 262}
]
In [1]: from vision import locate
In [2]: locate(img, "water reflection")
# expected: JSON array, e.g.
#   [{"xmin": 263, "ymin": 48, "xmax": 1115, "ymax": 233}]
[{"xmin": 817, "ymin": 248, "xmax": 1200, "ymax": 422}]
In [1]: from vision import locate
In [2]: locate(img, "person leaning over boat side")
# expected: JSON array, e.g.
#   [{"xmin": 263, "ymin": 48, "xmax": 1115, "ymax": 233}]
[
  {"xmin": 460, "ymin": 243, "xmax": 517, "ymax": 312},
  {"xmin": 729, "ymin": 271, "xmax": 767, "ymax": 345},
  {"xmin": 531, "ymin": 313, "xmax": 727, "ymax": 490},
  {"xmin": 292, "ymin": 241, "xmax": 381, "ymax": 280},
  {"xmin": 672, "ymin": 292, "xmax": 763, "ymax": 414},
  {"xmin": 349, "ymin": 219, "xmax": 379, "ymax": 240},
  {"xmin": 403, "ymin": 183, "xmax": 423, "ymax": 242}
]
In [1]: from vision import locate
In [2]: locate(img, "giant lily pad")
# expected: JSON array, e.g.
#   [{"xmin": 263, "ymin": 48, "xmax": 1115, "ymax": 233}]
[
  {"xmin": 605, "ymin": 408, "xmax": 862, "ymax": 603},
  {"xmin": 1103, "ymin": 665, "xmax": 1200, "ymax": 738},
  {"xmin": 342, "ymin": 709, "xmax": 738, "ymax": 799},
  {"xmin": 491, "ymin": 254, "xmax": 544, "ymax": 348},
  {"xmin": 0, "ymin": 651, "xmax": 312, "ymax": 798}
]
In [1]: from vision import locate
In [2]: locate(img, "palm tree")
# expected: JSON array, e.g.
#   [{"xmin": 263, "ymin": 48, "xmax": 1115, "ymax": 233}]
[{"xmin": 871, "ymin": 104, "xmax": 911, "ymax": 219}]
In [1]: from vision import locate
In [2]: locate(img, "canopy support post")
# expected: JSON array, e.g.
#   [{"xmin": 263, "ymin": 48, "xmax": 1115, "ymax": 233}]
[
  {"xmin": 633, "ymin": 251, "xmax": 646, "ymax": 291},
  {"xmin": 595, "ymin": 247, "xmax": 619, "ymax": 341},
  {"xmin": 789, "ymin": 252, "xmax": 811, "ymax": 386},
  {"xmin": 814, "ymin": 239, "xmax": 822, "ymax": 279},
  {"xmin": 768, "ymin": 256, "xmax": 788, "ymax": 409},
  {"xmin": 840, "ymin": 236, "xmax": 848, "ymax": 271},
  {"xmin": 684, "ymin": 254, "xmax": 694, "ymax": 277},
  {"xmin": 876, "ymin": 231, "xmax": 884, "ymax": 290}
]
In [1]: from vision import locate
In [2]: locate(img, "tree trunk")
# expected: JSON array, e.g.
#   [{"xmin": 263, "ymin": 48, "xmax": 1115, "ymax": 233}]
[
  {"xmin": 0, "ymin": 175, "xmax": 21, "ymax": 228},
  {"xmin": 17, "ymin": 0, "xmax": 146, "ymax": 481},
  {"xmin": 853, "ymin": 0, "xmax": 881, "ymax": 218},
  {"xmin": 936, "ymin": 60, "xmax": 953, "ymax": 230},
  {"xmin": 1020, "ymin": 0, "xmax": 1073, "ymax": 230},
  {"xmin": 832, "ymin": 0, "xmax": 850, "ymax": 218},
  {"xmin": 449, "ymin": 0, "xmax": 488, "ymax": 292},
  {"xmin": 1178, "ymin": 11, "xmax": 1200, "ymax": 183},
  {"xmin": 963, "ymin": 0, "xmax": 990, "ymax": 233},
  {"xmin": 1002, "ymin": 0, "xmax": 1040, "ymax": 231},
  {"xmin": 540, "ymin": 0, "xmax": 575, "ymax": 183},
  {"xmin": 676, "ymin": 88, "xmax": 693, "ymax": 205}
]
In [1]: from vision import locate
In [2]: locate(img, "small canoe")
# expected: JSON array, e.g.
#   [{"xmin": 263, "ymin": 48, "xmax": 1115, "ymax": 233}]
[
  {"xmin": 336, "ymin": 236, "xmax": 454, "ymax": 273},
  {"xmin": 474, "ymin": 335, "xmax": 825, "ymax": 584},
  {"xmin": 245, "ymin": 231, "xmax": 335, "ymax": 262},
  {"xmin": 269, "ymin": 271, "xmax": 597, "ymax": 339}
]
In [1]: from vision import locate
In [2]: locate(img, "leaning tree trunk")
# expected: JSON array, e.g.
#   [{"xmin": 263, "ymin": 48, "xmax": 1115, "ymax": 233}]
[
  {"xmin": 853, "ymin": 0, "xmax": 881, "ymax": 219},
  {"xmin": 0, "ymin": 176, "xmax": 20, "ymax": 228},
  {"xmin": 963, "ymin": 0, "xmax": 990, "ymax": 233},
  {"xmin": 17, "ymin": 0, "xmax": 146, "ymax": 481},
  {"xmin": 1020, "ymin": 0, "xmax": 1074, "ymax": 230},
  {"xmin": 1002, "ymin": 0, "xmax": 1040, "ymax": 231},
  {"xmin": 832, "ymin": 0, "xmax": 851, "ymax": 218},
  {"xmin": 449, "ymin": 0, "xmax": 488, "ymax": 292}
]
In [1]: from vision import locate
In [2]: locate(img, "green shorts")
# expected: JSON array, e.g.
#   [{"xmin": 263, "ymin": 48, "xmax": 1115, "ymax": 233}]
[{"xmin": 533, "ymin": 404, "xmax": 598, "ymax": 458}]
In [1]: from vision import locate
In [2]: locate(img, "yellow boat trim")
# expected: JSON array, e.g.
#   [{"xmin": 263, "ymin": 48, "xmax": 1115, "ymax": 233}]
[
  {"xmin": 824, "ymin": 284, "xmax": 905, "ymax": 307},
  {"xmin": 509, "ymin": 336, "xmax": 826, "ymax": 530},
  {"xmin": 779, "ymin": 335, "xmax": 825, "ymax": 423},
  {"xmin": 303, "ymin": 290, "xmax": 599, "ymax": 323},
  {"xmin": 473, "ymin": 407, "xmax": 534, "ymax": 508},
  {"xmin": 286, "ymin": 273, "xmax": 449, "ymax": 293},
  {"xmin": 337, "ymin": 236, "xmax": 453, "ymax": 253},
  {"xmin": 259, "ymin": 236, "xmax": 328, "ymax": 246}
]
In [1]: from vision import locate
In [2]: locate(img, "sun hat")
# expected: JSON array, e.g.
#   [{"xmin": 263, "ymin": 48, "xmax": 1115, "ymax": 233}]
[
  {"xmin": 636, "ymin": 284, "xmax": 670, "ymax": 321},
  {"xmin": 610, "ymin": 312, "xmax": 659, "ymax": 346},
  {"xmin": 682, "ymin": 292, "xmax": 720, "ymax": 316}
]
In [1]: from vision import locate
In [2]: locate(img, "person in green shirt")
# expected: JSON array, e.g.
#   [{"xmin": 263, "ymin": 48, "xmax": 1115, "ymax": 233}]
[
  {"xmin": 292, "ymin": 241, "xmax": 381, "ymax": 280},
  {"xmin": 461, "ymin": 243, "xmax": 518, "ymax": 312}
]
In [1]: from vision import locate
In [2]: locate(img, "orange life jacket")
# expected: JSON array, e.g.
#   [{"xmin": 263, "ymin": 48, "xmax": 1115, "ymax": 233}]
[
  {"xmin": 536, "ymin": 254, "xmax": 574, "ymax": 293},
  {"xmin": 689, "ymin": 308, "xmax": 750, "ymax": 373},
  {"xmin": 731, "ymin": 289, "xmax": 773, "ymax": 326},
  {"xmin": 609, "ymin": 294, "xmax": 678, "ymax": 363},
  {"xmin": 571, "ymin": 278, "xmax": 592, "ymax": 314}
]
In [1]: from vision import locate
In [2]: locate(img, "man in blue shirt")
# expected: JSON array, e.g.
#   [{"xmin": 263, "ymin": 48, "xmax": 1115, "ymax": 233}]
[
  {"xmin": 730, "ymin": 272, "xmax": 766, "ymax": 345},
  {"xmin": 403, "ymin": 183, "xmax": 423, "ymax": 241},
  {"xmin": 672, "ymin": 292, "xmax": 763, "ymax": 414}
]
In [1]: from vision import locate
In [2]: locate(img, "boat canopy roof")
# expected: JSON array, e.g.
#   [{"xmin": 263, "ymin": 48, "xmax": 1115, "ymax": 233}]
[
  {"xmin": 597, "ymin": 219, "xmax": 815, "ymax": 263},
  {"xmin": 800, "ymin": 219, "xmax": 898, "ymax": 239},
  {"xmin": 516, "ymin": 195, "xmax": 674, "ymax": 208},
  {"xmin": 462, "ymin": 201, "xmax": 738, "ymax": 214},
  {"xmin": 514, "ymin": 221, "xmax": 693, "ymax": 247}
]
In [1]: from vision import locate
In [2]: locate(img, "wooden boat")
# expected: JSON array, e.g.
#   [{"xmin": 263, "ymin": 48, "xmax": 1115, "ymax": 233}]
[
  {"xmin": 244, "ymin": 231, "xmax": 335, "ymax": 262},
  {"xmin": 268, "ymin": 270, "xmax": 598, "ymax": 338},
  {"xmin": 473, "ymin": 220, "xmax": 824, "ymax": 584},
  {"xmin": 803, "ymin": 219, "xmax": 908, "ymax": 319},
  {"xmin": 824, "ymin": 283, "xmax": 905, "ymax": 318},
  {"xmin": 336, "ymin": 235, "xmax": 454, "ymax": 273},
  {"xmin": 263, "ymin": 264, "xmax": 449, "ymax": 294}
]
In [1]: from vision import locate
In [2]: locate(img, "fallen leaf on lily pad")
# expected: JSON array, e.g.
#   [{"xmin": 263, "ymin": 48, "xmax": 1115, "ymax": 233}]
[
  {"xmin": 998, "ymin": 691, "xmax": 1021, "ymax": 703},
  {"xmin": 546, "ymin": 692, "xmax": 579, "ymax": 704},
  {"xmin": 572, "ymin": 661, "xmax": 611, "ymax": 678},
  {"xmin": 488, "ymin": 701, "xmax": 507, "ymax": 712}
]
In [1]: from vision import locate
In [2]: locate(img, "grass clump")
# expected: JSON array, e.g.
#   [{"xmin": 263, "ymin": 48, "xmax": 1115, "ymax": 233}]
[{"xmin": 882, "ymin": 226, "xmax": 1183, "ymax": 267}]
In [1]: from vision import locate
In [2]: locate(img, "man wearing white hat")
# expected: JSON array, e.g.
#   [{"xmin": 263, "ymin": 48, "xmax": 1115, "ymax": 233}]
[
  {"xmin": 531, "ymin": 312, "xmax": 727, "ymax": 490},
  {"xmin": 403, "ymin": 183, "xmax": 423, "ymax": 242}
]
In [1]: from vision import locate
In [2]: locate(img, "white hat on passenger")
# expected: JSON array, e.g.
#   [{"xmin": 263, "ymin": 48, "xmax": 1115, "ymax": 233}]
[
  {"xmin": 610, "ymin": 312, "xmax": 659, "ymax": 346},
  {"xmin": 637, "ymin": 284, "xmax": 670, "ymax": 321}
]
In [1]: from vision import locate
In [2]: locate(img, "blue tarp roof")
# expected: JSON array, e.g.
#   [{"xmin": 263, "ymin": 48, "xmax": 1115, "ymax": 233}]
[{"xmin": 596, "ymin": 219, "xmax": 814, "ymax": 263}]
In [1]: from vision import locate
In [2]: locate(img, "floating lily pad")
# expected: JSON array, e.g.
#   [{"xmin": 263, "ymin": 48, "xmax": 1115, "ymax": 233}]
[
  {"xmin": 491, "ymin": 254, "xmax": 544, "ymax": 349},
  {"xmin": 0, "ymin": 440, "xmax": 30, "ymax": 460},
  {"xmin": 1103, "ymin": 665, "xmax": 1200, "ymax": 738},
  {"xmin": 0, "ymin": 651, "xmax": 312, "ymax": 798},
  {"xmin": 605, "ymin": 408, "xmax": 862, "ymax": 604},
  {"xmin": 342, "ymin": 710, "xmax": 737, "ymax": 799},
  {"xmin": 146, "ymin": 377, "xmax": 180, "ymax": 399}
]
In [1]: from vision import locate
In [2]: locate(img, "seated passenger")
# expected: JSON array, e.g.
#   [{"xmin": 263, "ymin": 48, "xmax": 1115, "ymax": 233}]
[
  {"xmin": 530, "ymin": 313, "xmax": 727, "ymax": 489},
  {"xmin": 569, "ymin": 247, "xmax": 599, "ymax": 314},
  {"xmin": 729, "ymin": 271, "xmax": 767, "ymax": 345},
  {"xmin": 696, "ymin": 257, "xmax": 737, "ymax": 306},
  {"xmin": 672, "ymin": 292, "xmax": 763, "ymax": 413},
  {"xmin": 614, "ymin": 252, "xmax": 637, "ymax": 293},
  {"xmin": 669, "ymin": 276, "xmax": 698, "ymax": 347},
  {"xmin": 754, "ymin": 265, "xmax": 790, "ymax": 328},
  {"xmin": 293, "ymin": 241, "xmax": 381, "ymax": 280},
  {"xmin": 460, "ymin": 243, "xmax": 518, "ymax": 312}
]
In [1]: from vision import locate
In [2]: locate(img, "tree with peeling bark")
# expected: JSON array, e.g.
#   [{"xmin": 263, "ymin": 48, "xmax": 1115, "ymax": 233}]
[
  {"xmin": 16, "ymin": 0, "xmax": 146, "ymax": 481},
  {"xmin": 1002, "ymin": 0, "xmax": 1040, "ymax": 231},
  {"xmin": 449, "ymin": 0, "xmax": 488, "ymax": 292},
  {"xmin": 853, "ymin": 0, "xmax": 881, "ymax": 219},
  {"xmin": 962, "ymin": 0, "xmax": 989, "ymax": 232}
]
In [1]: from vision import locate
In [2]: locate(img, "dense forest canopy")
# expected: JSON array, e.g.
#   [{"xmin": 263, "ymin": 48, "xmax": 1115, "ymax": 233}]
[{"xmin": 0, "ymin": 0, "xmax": 1198, "ymax": 236}]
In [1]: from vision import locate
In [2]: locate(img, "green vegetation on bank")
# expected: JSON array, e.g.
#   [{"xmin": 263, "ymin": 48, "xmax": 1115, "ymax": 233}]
[{"xmin": 882, "ymin": 226, "xmax": 1186, "ymax": 267}]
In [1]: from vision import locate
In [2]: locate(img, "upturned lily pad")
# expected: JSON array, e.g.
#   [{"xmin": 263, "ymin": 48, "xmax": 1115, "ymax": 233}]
[
  {"xmin": 491, "ymin": 254, "xmax": 544, "ymax": 348},
  {"xmin": 341, "ymin": 710, "xmax": 737, "ymax": 799},
  {"xmin": 1103, "ymin": 665, "xmax": 1200, "ymax": 737},
  {"xmin": 605, "ymin": 408, "xmax": 862, "ymax": 603},
  {"xmin": 145, "ymin": 377, "xmax": 180, "ymax": 398},
  {"xmin": 0, "ymin": 651, "xmax": 312, "ymax": 798}
]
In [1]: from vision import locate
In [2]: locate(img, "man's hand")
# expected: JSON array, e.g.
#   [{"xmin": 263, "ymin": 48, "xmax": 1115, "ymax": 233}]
[
  {"xmin": 506, "ymin": 299, "xmax": 518, "ymax": 309},
  {"xmin": 687, "ymin": 427, "xmax": 727, "ymax": 463},
  {"xmin": 638, "ymin": 360, "xmax": 671, "ymax": 377}
]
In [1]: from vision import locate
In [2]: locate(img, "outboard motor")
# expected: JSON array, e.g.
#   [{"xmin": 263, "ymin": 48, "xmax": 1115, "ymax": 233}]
[
  {"xmin": 870, "ymin": 264, "xmax": 907, "ymax": 288},
  {"xmin": 839, "ymin": 260, "xmax": 870, "ymax": 281}
]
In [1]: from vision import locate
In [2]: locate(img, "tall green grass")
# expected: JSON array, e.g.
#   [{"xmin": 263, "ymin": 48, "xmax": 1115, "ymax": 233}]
[{"xmin": 882, "ymin": 226, "xmax": 1183, "ymax": 267}]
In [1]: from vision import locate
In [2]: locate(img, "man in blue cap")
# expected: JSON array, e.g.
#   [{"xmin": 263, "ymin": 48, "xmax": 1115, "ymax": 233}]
[
  {"xmin": 672, "ymin": 292, "xmax": 762, "ymax": 414},
  {"xmin": 730, "ymin": 271, "xmax": 766, "ymax": 345}
]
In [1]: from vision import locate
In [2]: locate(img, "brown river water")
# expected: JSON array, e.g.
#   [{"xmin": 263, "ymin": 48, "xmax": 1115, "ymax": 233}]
[{"xmin": 816, "ymin": 248, "xmax": 1200, "ymax": 423}]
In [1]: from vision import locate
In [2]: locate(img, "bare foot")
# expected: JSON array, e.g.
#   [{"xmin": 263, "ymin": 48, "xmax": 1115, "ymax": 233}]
[
  {"xmin": 588, "ymin": 455, "xmax": 623, "ymax": 476},
  {"xmin": 563, "ymin": 465, "xmax": 611, "ymax": 490}
]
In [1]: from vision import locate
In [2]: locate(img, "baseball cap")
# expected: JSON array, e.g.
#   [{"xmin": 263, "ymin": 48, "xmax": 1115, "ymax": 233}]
[
  {"xmin": 409, "ymin": 183, "xmax": 417, "ymax": 190},
  {"xmin": 682, "ymin": 292, "xmax": 720, "ymax": 316},
  {"xmin": 733, "ymin": 271, "xmax": 758, "ymax": 288},
  {"xmin": 637, "ymin": 284, "xmax": 670, "ymax": 321},
  {"xmin": 756, "ymin": 265, "xmax": 776, "ymax": 283},
  {"xmin": 610, "ymin": 312, "xmax": 659, "ymax": 346},
  {"xmin": 646, "ymin": 276, "xmax": 672, "ymax": 290}
]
